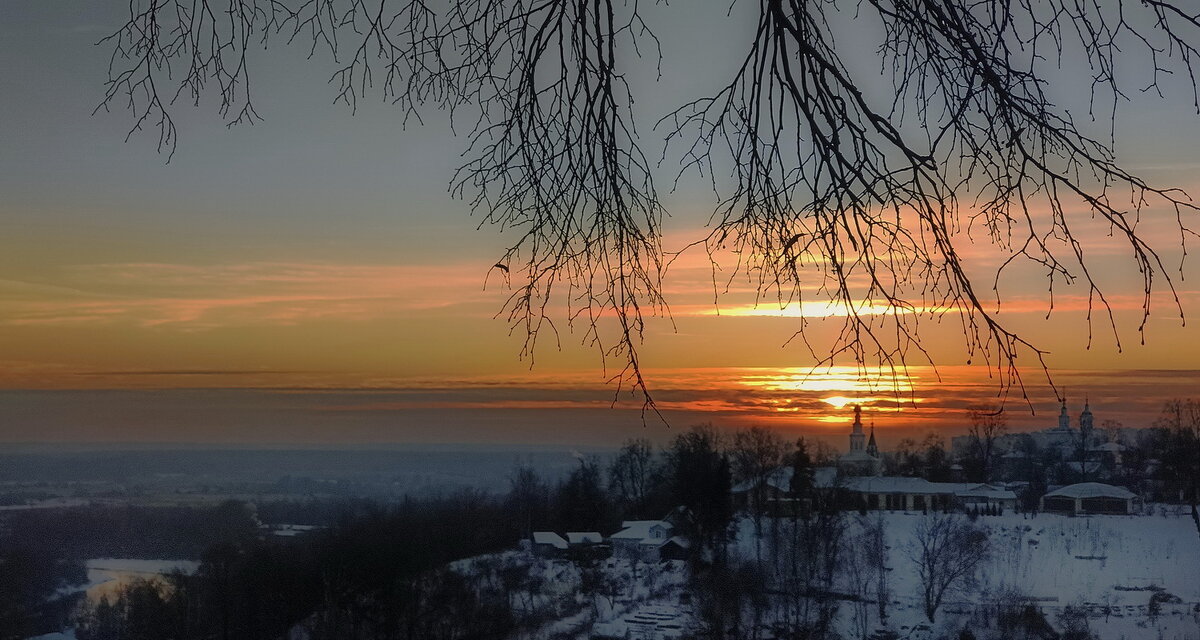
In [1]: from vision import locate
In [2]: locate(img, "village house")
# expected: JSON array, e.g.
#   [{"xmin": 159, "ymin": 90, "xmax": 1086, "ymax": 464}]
[
  {"xmin": 531, "ymin": 531, "xmax": 569, "ymax": 557},
  {"xmin": 842, "ymin": 476, "xmax": 1018, "ymax": 512},
  {"xmin": 1040, "ymin": 482, "xmax": 1140, "ymax": 515},
  {"xmin": 610, "ymin": 520, "xmax": 675, "ymax": 562},
  {"xmin": 566, "ymin": 531, "xmax": 603, "ymax": 546}
]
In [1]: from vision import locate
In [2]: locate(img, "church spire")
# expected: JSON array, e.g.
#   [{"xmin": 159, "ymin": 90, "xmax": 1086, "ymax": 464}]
[
  {"xmin": 849, "ymin": 405, "xmax": 865, "ymax": 452},
  {"xmin": 866, "ymin": 421, "xmax": 879, "ymax": 457},
  {"xmin": 1080, "ymin": 395, "xmax": 1094, "ymax": 432},
  {"xmin": 1059, "ymin": 397, "xmax": 1071, "ymax": 430}
]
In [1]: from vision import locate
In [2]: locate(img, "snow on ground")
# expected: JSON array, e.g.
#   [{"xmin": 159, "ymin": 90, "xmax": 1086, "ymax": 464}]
[
  {"xmin": 25, "ymin": 632, "xmax": 75, "ymax": 640},
  {"xmin": 488, "ymin": 510, "xmax": 1198, "ymax": 638},
  {"xmin": 864, "ymin": 509, "xmax": 1200, "ymax": 607},
  {"xmin": 729, "ymin": 508, "xmax": 1200, "ymax": 639},
  {"xmin": 29, "ymin": 559, "xmax": 201, "ymax": 640},
  {"xmin": 85, "ymin": 558, "xmax": 200, "ymax": 575},
  {"xmin": 593, "ymin": 602, "xmax": 695, "ymax": 639},
  {"xmin": 77, "ymin": 558, "xmax": 200, "ymax": 604},
  {"xmin": 883, "ymin": 509, "xmax": 1200, "ymax": 602},
  {"xmin": 0, "ymin": 498, "xmax": 89, "ymax": 511}
]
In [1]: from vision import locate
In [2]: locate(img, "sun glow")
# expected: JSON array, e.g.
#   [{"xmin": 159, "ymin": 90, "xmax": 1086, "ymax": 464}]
[
  {"xmin": 737, "ymin": 366, "xmax": 915, "ymax": 394},
  {"xmin": 707, "ymin": 301, "xmax": 963, "ymax": 319},
  {"xmin": 814, "ymin": 415, "xmax": 853, "ymax": 424},
  {"xmin": 821, "ymin": 396, "xmax": 876, "ymax": 409}
]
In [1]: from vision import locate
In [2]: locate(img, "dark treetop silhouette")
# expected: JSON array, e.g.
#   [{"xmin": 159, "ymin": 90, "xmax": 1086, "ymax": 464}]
[{"xmin": 96, "ymin": 0, "xmax": 1200, "ymax": 411}]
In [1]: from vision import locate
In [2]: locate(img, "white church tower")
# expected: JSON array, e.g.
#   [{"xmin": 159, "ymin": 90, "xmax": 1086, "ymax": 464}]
[
  {"xmin": 839, "ymin": 405, "xmax": 881, "ymax": 476},
  {"xmin": 849, "ymin": 405, "xmax": 866, "ymax": 452},
  {"xmin": 1079, "ymin": 398, "xmax": 1094, "ymax": 432}
]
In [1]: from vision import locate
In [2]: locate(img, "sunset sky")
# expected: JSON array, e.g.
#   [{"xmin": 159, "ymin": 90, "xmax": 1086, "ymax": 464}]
[{"xmin": 2, "ymin": 1, "xmax": 1199, "ymax": 448}]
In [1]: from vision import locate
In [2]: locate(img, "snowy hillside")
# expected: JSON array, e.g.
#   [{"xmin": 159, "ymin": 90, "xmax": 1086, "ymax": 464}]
[
  {"xmin": 493, "ymin": 509, "xmax": 1200, "ymax": 640},
  {"xmin": 722, "ymin": 508, "xmax": 1200, "ymax": 640}
]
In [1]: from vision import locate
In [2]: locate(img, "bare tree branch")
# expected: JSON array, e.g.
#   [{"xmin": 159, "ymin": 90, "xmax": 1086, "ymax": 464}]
[{"xmin": 95, "ymin": 0, "xmax": 1200, "ymax": 410}]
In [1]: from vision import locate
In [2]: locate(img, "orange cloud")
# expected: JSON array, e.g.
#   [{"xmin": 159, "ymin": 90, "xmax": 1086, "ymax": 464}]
[{"xmin": 0, "ymin": 261, "xmax": 508, "ymax": 328}]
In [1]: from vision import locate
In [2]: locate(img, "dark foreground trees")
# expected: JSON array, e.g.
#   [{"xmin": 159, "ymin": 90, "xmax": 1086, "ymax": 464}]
[
  {"xmin": 93, "ymin": 1, "xmax": 1200, "ymax": 403},
  {"xmin": 76, "ymin": 492, "xmax": 519, "ymax": 640},
  {"xmin": 1155, "ymin": 398, "xmax": 1200, "ymax": 538},
  {"xmin": 608, "ymin": 438, "xmax": 663, "ymax": 518},
  {"xmin": 0, "ymin": 547, "xmax": 86, "ymax": 640},
  {"xmin": 667, "ymin": 425, "xmax": 734, "ymax": 564},
  {"xmin": 965, "ymin": 406, "xmax": 1008, "ymax": 483}
]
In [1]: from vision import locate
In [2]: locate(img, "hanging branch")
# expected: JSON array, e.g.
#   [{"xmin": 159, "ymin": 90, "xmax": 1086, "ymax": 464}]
[
  {"xmin": 95, "ymin": 0, "xmax": 1200, "ymax": 409},
  {"xmin": 446, "ymin": 0, "xmax": 667, "ymax": 414},
  {"xmin": 661, "ymin": 0, "xmax": 1200, "ymax": 403}
]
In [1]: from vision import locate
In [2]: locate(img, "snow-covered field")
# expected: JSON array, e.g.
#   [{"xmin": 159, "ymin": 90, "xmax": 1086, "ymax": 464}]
[
  {"xmin": 25, "ymin": 512, "xmax": 1200, "ymax": 640},
  {"xmin": 518, "ymin": 509, "xmax": 1200, "ymax": 640},
  {"xmin": 730, "ymin": 508, "xmax": 1200, "ymax": 639},
  {"xmin": 860, "ymin": 508, "xmax": 1200, "ymax": 607}
]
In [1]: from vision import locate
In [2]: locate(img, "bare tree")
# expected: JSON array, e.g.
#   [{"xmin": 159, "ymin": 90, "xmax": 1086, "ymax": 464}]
[
  {"xmin": 667, "ymin": 425, "xmax": 734, "ymax": 564},
  {"xmin": 967, "ymin": 405, "xmax": 1008, "ymax": 482},
  {"xmin": 505, "ymin": 464, "xmax": 549, "ymax": 540},
  {"xmin": 772, "ymin": 477, "xmax": 845, "ymax": 636},
  {"xmin": 802, "ymin": 438, "xmax": 838, "ymax": 468},
  {"xmin": 844, "ymin": 517, "xmax": 880, "ymax": 640},
  {"xmin": 865, "ymin": 511, "xmax": 889, "ymax": 625},
  {"xmin": 1155, "ymin": 398, "xmax": 1200, "ymax": 538},
  {"xmin": 95, "ymin": 1, "xmax": 1200, "ymax": 405},
  {"xmin": 731, "ymin": 426, "xmax": 786, "ymax": 540},
  {"xmin": 907, "ymin": 512, "xmax": 989, "ymax": 623},
  {"xmin": 607, "ymin": 438, "xmax": 657, "ymax": 513}
]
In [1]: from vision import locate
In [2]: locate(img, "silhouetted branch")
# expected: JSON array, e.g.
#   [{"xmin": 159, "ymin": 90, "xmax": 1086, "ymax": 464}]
[
  {"xmin": 661, "ymin": 0, "xmax": 1200, "ymax": 402},
  {"xmin": 96, "ymin": 0, "xmax": 1200, "ymax": 409}
]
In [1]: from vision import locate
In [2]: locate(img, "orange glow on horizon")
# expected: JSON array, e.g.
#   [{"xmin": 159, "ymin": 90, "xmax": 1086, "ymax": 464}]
[
  {"xmin": 707, "ymin": 301, "xmax": 963, "ymax": 318},
  {"xmin": 737, "ymin": 366, "xmax": 916, "ymax": 395}
]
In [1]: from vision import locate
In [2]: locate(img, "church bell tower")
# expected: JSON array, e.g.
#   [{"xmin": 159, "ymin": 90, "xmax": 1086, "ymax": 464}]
[
  {"xmin": 849, "ymin": 405, "xmax": 865, "ymax": 452},
  {"xmin": 1079, "ymin": 398, "xmax": 1094, "ymax": 432}
]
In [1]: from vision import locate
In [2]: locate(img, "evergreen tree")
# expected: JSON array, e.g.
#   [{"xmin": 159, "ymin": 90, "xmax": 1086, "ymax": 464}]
[{"xmin": 667, "ymin": 425, "xmax": 734, "ymax": 564}]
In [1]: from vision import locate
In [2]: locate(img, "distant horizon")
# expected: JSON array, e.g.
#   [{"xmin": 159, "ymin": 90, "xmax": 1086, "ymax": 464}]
[{"xmin": 1, "ymin": 369, "xmax": 1191, "ymax": 451}]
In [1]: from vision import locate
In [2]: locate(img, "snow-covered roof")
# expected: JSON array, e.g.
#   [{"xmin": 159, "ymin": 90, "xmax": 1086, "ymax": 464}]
[
  {"xmin": 532, "ymin": 531, "xmax": 568, "ymax": 549},
  {"xmin": 666, "ymin": 536, "xmax": 691, "ymax": 549},
  {"xmin": 813, "ymin": 466, "xmax": 838, "ymax": 488},
  {"xmin": 843, "ymin": 476, "xmax": 943, "ymax": 494},
  {"xmin": 842, "ymin": 477, "xmax": 1010, "ymax": 496},
  {"xmin": 566, "ymin": 531, "xmax": 602, "ymax": 545},
  {"xmin": 731, "ymin": 466, "xmax": 794, "ymax": 493},
  {"xmin": 1064, "ymin": 460, "xmax": 1104, "ymax": 474},
  {"xmin": 260, "ymin": 523, "xmax": 321, "ymax": 533},
  {"xmin": 639, "ymin": 535, "xmax": 692, "ymax": 548},
  {"xmin": 1044, "ymin": 482, "xmax": 1136, "ymax": 500},
  {"xmin": 731, "ymin": 465, "xmax": 843, "ymax": 493},
  {"xmin": 839, "ymin": 450, "xmax": 878, "ymax": 462},
  {"xmin": 1088, "ymin": 442, "xmax": 1126, "ymax": 452},
  {"xmin": 611, "ymin": 520, "xmax": 672, "ymax": 540}
]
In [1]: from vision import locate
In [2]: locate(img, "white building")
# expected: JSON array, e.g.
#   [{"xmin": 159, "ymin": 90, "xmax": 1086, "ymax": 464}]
[
  {"xmin": 566, "ymin": 531, "xmax": 603, "ymax": 546},
  {"xmin": 837, "ymin": 405, "xmax": 882, "ymax": 476},
  {"xmin": 531, "ymin": 531, "xmax": 568, "ymax": 556},
  {"xmin": 610, "ymin": 520, "xmax": 674, "ymax": 561},
  {"xmin": 842, "ymin": 476, "xmax": 1018, "ymax": 512},
  {"xmin": 1040, "ymin": 482, "xmax": 1139, "ymax": 515}
]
